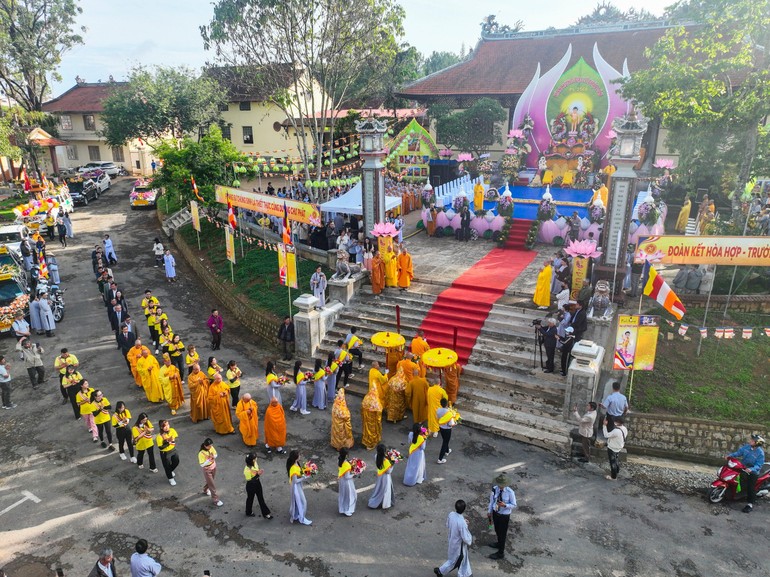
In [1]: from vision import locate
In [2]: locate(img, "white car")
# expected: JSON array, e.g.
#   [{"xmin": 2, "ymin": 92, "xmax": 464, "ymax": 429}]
[
  {"xmin": 79, "ymin": 161, "xmax": 120, "ymax": 177},
  {"xmin": 94, "ymin": 173, "xmax": 111, "ymax": 193}
]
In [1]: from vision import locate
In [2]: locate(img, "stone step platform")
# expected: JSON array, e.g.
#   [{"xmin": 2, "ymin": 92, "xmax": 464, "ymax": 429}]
[{"xmin": 161, "ymin": 208, "xmax": 192, "ymax": 238}]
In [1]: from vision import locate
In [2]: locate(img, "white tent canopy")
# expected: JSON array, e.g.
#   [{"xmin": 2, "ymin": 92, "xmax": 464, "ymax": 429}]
[{"xmin": 319, "ymin": 182, "xmax": 402, "ymax": 215}]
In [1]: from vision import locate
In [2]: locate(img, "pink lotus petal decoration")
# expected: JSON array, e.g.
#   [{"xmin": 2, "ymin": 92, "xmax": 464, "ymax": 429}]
[
  {"xmin": 371, "ymin": 222, "xmax": 399, "ymax": 237},
  {"xmin": 607, "ymin": 130, "xmax": 617, "ymax": 139},
  {"xmin": 635, "ymin": 249, "xmax": 665, "ymax": 263},
  {"xmin": 436, "ymin": 211, "xmax": 449, "ymax": 229},
  {"xmin": 457, "ymin": 153, "xmax": 474, "ymax": 162},
  {"xmin": 564, "ymin": 239, "xmax": 602, "ymax": 259},
  {"xmin": 490, "ymin": 215, "xmax": 505, "ymax": 232},
  {"xmin": 653, "ymin": 158, "xmax": 676, "ymax": 170},
  {"xmin": 508, "ymin": 129, "xmax": 524, "ymax": 139},
  {"xmin": 537, "ymin": 219, "xmax": 561, "ymax": 244},
  {"xmin": 470, "ymin": 216, "xmax": 489, "ymax": 234}
]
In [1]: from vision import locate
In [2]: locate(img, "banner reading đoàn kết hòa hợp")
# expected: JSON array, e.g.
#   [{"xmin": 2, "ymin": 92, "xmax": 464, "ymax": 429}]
[{"xmin": 635, "ymin": 236, "xmax": 770, "ymax": 266}]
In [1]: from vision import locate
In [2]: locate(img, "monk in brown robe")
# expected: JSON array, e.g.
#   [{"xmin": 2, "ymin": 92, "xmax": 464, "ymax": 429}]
[
  {"xmin": 443, "ymin": 363, "xmax": 462, "ymax": 405},
  {"xmin": 208, "ymin": 373, "xmax": 234, "ymax": 435},
  {"xmin": 370, "ymin": 249, "xmax": 386, "ymax": 295},
  {"xmin": 385, "ymin": 346, "xmax": 403, "ymax": 378},
  {"xmin": 235, "ymin": 393, "xmax": 259, "ymax": 446},
  {"xmin": 264, "ymin": 397, "xmax": 286, "ymax": 452},
  {"xmin": 187, "ymin": 363, "xmax": 210, "ymax": 423},
  {"xmin": 405, "ymin": 375, "xmax": 429, "ymax": 424}
]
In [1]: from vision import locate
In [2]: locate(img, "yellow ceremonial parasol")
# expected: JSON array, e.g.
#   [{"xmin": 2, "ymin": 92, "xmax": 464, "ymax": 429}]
[
  {"xmin": 370, "ymin": 331, "xmax": 406, "ymax": 349},
  {"xmin": 421, "ymin": 347, "xmax": 458, "ymax": 369}
]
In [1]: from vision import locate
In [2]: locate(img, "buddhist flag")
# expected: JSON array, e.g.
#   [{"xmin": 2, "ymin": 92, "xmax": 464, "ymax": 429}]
[
  {"xmin": 227, "ymin": 199, "xmax": 237, "ymax": 229},
  {"xmin": 699, "ymin": 327, "xmax": 708, "ymax": 339},
  {"xmin": 714, "ymin": 328, "xmax": 724, "ymax": 339},
  {"xmin": 642, "ymin": 262, "xmax": 686, "ymax": 320},
  {"xmin": 37, "ymin": 252, "xmax": 48, "ymax": 279},
  {"xmin": 724, "ymin": 328, "xmax": 735, "ymax": 339},
  {"xmin": 22, "ymin": 168, "xmax": 31, "ymax": 192},
  {"xmin": 191, "ymin": 175, "xmax": 204, "ymax": 202},
  {"xmin": 742, "ymin": 328, "xmax": 753, "ymax": 339},
  {"xmin": 678, "ymin": 324, "xmax": 689, "ymax": 336},
  {"xmin": 282, "ymin": 202, "xmax": 292, "ymax": 245}
]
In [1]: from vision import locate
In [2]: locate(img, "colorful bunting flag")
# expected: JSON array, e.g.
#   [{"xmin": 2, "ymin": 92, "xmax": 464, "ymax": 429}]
[
  {"xmin": 666, "ymin": 320, "xmax": 675, "ymax": 327},
  {"xmin": 724, "ymin": 328, "xmax": 735, "ymax": 339},
  {"xmin": 715, "ymin": 328, "xmax": 724, "ymax": 339},
  {"xmin": 765, "ymin": 328, "xmax": 770, "ymax": 337},
  {"xmin": 227, "ymin": 199, "xmax": 237, "ymax": 229},
  {"xmin": 742, "ymin": 328, "xmax": 753, "ymax": 339},
  {"xmin": 699, "ymin": 327, "xmax": 707, "ymax": 339},
  {"xmin": 678, "ymin": 324, "xmax": 689, "ymax": 336}
]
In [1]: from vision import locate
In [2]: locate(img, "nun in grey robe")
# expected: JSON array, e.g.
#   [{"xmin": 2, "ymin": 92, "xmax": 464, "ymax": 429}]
[
  {"xmin": 437, "ymin": 509, "xmax": 473, "ymax": 577},
  {"xmin": 311, "ymin": 373, "xmax": 327, "ymax": 410},
  {"xmin": 38, "ymin": 293, "xmax": 56, "ymax": 334},
  {"xmin": 403, "ymin": 430, "xmax": 426, "ymax": 487},
  {"xmin": 367, "ymin": 458, "xmax": 394, "ymax": 510},
  {"xmin": 289, "ymin": 467, "xmax": 312, "ymax": 525},
  {"xmin": 338, "ymin": 466, "xmax": 356, "ymax": 516},
  {"xmin": 29, "ymin": 295, "xmax": 43, "ymax": 334},
  {"xmin": 325, "ymin": 362, "xmax": 338, "ymax": 405}
]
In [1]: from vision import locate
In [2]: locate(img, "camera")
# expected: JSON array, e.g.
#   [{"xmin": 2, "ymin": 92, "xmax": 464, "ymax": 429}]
[{"xmin": 531, "ymin": 318, "xmax": 542, "ymax": 326}]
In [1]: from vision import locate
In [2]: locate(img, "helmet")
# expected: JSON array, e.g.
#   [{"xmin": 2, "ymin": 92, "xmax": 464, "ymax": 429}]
[{"xmin": 751, "ymin": 434, "xmax": 765, "ymax": 447}]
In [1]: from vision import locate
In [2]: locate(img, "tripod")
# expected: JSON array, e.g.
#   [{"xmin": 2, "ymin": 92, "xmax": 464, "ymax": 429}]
[{"xmin": 532, "ymin": 326, "xmax": 544, "ymax": 369}]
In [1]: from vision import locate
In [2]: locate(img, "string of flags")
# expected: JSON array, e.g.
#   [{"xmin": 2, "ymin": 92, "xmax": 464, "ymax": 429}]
[
  {"xmin": 665, "ymin": 320, "xmax": 770, "ymax": 340},
  {"xmin": 202, "ymin": 213, "xmax": 284, "ymax": 252},
  {"xmin": 242, "ymin": 135, "xmax": 360, "ymax": 160}
]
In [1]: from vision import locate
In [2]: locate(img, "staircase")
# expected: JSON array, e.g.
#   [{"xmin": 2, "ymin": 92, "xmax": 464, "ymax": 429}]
[
  {"xmin": 315, "ymin": 281, "xmax": 573, "ymax": 455},
  {"xmin": 685, "ymin": 217, "xmax": 698, "ymax": 236},
  {"xmin": 161, "ymin": 208, "xmax": 192, "ymax": 238},
  {"xmin": 503, "ymin": 218, "xmax": 534, "ymax": 250}
]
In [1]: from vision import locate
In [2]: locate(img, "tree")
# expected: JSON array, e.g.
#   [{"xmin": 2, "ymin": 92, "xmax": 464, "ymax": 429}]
[
  {"xmin": 0, "ymin": 109, "xmax": 22, "ymax": 179},
  {"xmin": 432, "ymin": 98, "xmax": 507, "ymax": 157},
  {"xmin": 423, "ymin": 51, "xmax": 463, "ymax": 76},
  {"xmin": 152, "ymin": 125, "xmax": 244, "ymax": 206},
  {"xmin": 575, "ymin": 2, "xmax": 659, "ymax": 25},
  {"xmin": 618, "ymin": 0, "xmax": 770, "ymax": 221},
  {"xmin": 100, "ymin": 66, "xmax": 226, "ymax": 146},
  {"xmin": 0, "ymin": 0, "xmax": 85, "ymax": 111},
  {"xmin": 200, "ymin": 0, "xmax": 405, "ymax": 200}
]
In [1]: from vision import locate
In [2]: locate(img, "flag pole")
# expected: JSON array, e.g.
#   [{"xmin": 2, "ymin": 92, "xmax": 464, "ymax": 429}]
[
  {"xmin": 230, "ymin": 260, "xmax": 234, "ymax": 283},
  {"xmin": 696, "ymin": 264, "xmax": 716, "ymax": 357},
  {"xmin": 288, "ymin": 284, "xmax": 292, "ymax": 319},
  {"xmin": 197, "ymin": 229, "xmax": 200, "ymax": 251},
  {"xmin": 238, "ymin": 212, "xmax": 245, "ymax": 258}
]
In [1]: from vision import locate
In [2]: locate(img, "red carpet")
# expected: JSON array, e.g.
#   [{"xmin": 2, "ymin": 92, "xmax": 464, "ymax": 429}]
[
  {"xmin": 418, "ymin": 247, "xmax": 536, "ymax": 365},
  {"xmin": 503, "ymin": 218, "xmax": 533, "ymax": 250}
]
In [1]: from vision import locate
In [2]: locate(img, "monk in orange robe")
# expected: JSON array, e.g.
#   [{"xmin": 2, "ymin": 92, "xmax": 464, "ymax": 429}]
[
  {"xmin": 126, "ymin": 340, "xmax": 151, "ymax": 387},
  {"xmin": 397, "ymin": 246, "xmax": 413, "ymax": 290},
  {"xmin": 443, "ymin": 363, "xmax": 462, "ymax": 405},
  {"xmin": 235, "ymin": 393, "xmax": 259, "ymax": 446},
  {"xmin": 187, "ymin": 363, "xmax": 210, "ymax": 423},
  {"xmin": 264, "ymin": 397, "xmax": 286, "ymax": 452},
  {"xmin": 411, "ymin": 330, "xmax": 431, "ymax": 378},
  {"xmin": 370, "ymin": 250, "xmax": 386, "ymax": 295},
  {"xmin": 208, "ymin": 373, "xmax": 234, "ymax": 435},
  {"xmin": 405, "ymin": 375, "xmax": 429, "ymax": 424},
  {"xmin": 397, "ymin": 352, "xmax": 420, "ymax": 383},
  {"xmin": 385, "ymin": 346, "xmax": 403, "ymax": 378}
]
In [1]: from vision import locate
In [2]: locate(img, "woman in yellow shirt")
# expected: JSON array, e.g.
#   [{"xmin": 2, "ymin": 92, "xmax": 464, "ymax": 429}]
[
  {"xmin": 62, "ymin": 363, "xmax": 84, "ymax": 419},
  {"xmin": 185, "ymin": 344, "xmax": 200, "ymax": 376},
  {"xmin": 168, "ymin": 334, "xmax": 186, "ymax": 376},
  {"xmin": 90, "ymin": 389, "xmax": 114, "ymax": 450},
  {"xmin": 158, "ymin": 326, "xmax": 175, "ymax": 355},
  {"xmin": 112, "ymin": 401, "xmax": 135, "ymax": 462},
  {"xmin": 76, "ymin": 380, "xmax": 98, "ymax": 442},
  {"xmin": 156, "ymin": 419, "xmax": 179, "ymax": 486},
  {"xmin": 207, "ymin": 356, "xmax": 223, "ymax": 379},
  {"xmin": 225, "ymin": 360, "xmax": 242, "ymax": 408},
  {"xmin": 244, "ymin": 452, "xmax": 272, "ymax": 519},
  {"xmin": 198, "ymin": 438, "xmax": 223, "ymax": 506},
  {"xmin": 132, "ymin": 412, "xmax": 158, "ymax": 473}
]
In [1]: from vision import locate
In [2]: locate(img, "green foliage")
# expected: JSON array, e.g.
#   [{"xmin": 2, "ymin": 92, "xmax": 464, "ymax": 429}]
[
  {"xmin": 434, "ymin": 98, "xmax": 506, "ymax": 157},
  {"xmin": 0, "ymin": 0, "xmax": 84, "ymax": 111},
  {"xmin": 152, "ymin": 125, "xmax": 244, "ymax": 206},
  {"xmin": 0, "ymin": 113, "xmax": 22, "ymax": 160},
  {"xmin": 101, "ymin": 66, "xmax": 226, "ymax": 145},
  {"xmin": 575, "ymin": 2, "xmax": 660, "ymax": 25},
  {"xmin": 423, "ymin": 51, "xmax": 463, "ymax": 76}
]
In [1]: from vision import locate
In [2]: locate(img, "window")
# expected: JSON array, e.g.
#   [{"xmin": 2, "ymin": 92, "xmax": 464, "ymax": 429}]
[
  {"xmin": 83, "ymin": 114, "xmax": 96, "ymax": 131},
  {"xmin": 220, "ymin": 124, "xmax": 231, "ymax": 141},
  {"xmin": 242, "ymin": 126, "xmax": 253, "ymax": 144},
  {"xmin": 66, "ymin": 145, "xmax": 78, "ymax": 160},
  {"xmin": 112, "ymin": 147, "xmax": 125, "ymax": 162},
  {"xmin": 59, "ymin": 115, "xmax": 72, "ymax": 130},
  {"xmin": 218, "ymin": 102, "xmax": 229, "ymax": 112},
  {"xmin": 88, "ymin": 146, "xmax": 101, "ymax": 161},
  {"xmin": 239, "ymin": 101, "xmax": 251, "ymax": 111}
]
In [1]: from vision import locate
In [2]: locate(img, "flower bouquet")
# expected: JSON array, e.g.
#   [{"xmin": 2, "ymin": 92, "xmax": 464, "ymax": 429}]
[
  {"xmin": 537, "ymin": 198, "xmax": 556, "ymax": 221},
  {"xmin": 349, "ymin": 457, "xmax": 367, "ymax": 477},
  {"xmin": 421, "ymin": 188, "xmax": 436, "ymax": 208},
  {"xmin": 637, "ymin": 201, "xmax": 660, "ymax": 227},
  {"xmin": 419, "ymin": 426, "xmax": 429, "ymax": 439},
  {"xmin": 303, "ymin": 370, "xmax": 314, "ymax": 381},
  {"xmin": 452, "ymin": 195, "xmax": 468, "ymax": 212},
  {"xmin": 385, "ymin": 449, "xmax": 403, "ymax": 464},
  {"xmin": 589, "ymin": 204, "xmax": 605, "ymax": 224},
  {"xmin": 277, "ymin": 375, "xmax": 289, "ymax": 385},
  {"xmin": 498, "ymin": 195, "xmax": 514, "ymax": 217},
  {"xmin": 302, "ymin": 461, "xmax": 318, "ymax": 477},
  {"xmin": 452, "ymin": 409, "xmax": 463, "ymax": 425}
]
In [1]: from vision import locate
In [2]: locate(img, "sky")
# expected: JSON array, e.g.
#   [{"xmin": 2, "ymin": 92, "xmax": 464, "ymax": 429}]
[{"xmin": 52, "ymin": 0, "xmax": 674, "ymax": 96}]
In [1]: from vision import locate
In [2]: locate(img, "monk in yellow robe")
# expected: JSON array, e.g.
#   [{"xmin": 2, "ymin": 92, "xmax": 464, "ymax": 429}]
[
  {"xmin": 473, "ymin": 181, "xmax": 485, "ymax": 212},
  {"xmin": 426, "ymin": 206, "xmax": 437, "ymax": 236},
  {"xmin": 426, "ymin": 382, "xmax": 448, "ymax": 435},
  {"xmin": 369, "ymin": 362, "xmax": 389, "ymax": 411},
  {"xmin": 331, "ymin": 388, "xmax": 354, "ymax": 450},
  {"xmin": 208, "ymin": 373, "xmax": 234, "ymax": 435},
  {"xmin": 410, "ymin": 330, "xmax": 431, "ymax": 378},
  {"xmin": 385, "ymin": 365, "xmax": 408, "ymax": 423},
  {"xmin": 397, "ymin": 247, "xmax": 413, "ymax": 290},
  {"xmin": 235, "ymin": 393, "xmax": 259, "ymax": 446},
  {"xmin": 405, "ymin": 375, "xmax": 429, "ymax": 424},
  {"xmin": 533, "ymin": 260, "xmax": 552, "ymax": 309},
  {"xmin": 591, "ymin": 184, "xmax": 608, "ymax": 208},
  {"xmin": 371, "ymin": 250, "xmax": 386, "ymax": 295},
  {"xmin": 397, "ymin": 352, "xmax": 420, "ymax": 384},
  {"xmin": 443, "ymin": 363, "xmax": 462, "ymax": 405},
  {"xmin": 384, "ymin": 245, "xmax": 398, "ymax": 287},
  {"xmin": 385, "ymin": 346, "xmax": 403, "ymax": 378},
  {"xmin": 159, "ymin": 354, "xmax": 185, "ymax": 415},
  {"xmin": 188, "ymin": 363, "xmax": 210, "ymax": 423},
  {"xmin": 676, "ymin": 197, "xmax": 691, "ymax": 233},
  {"xmin": 264, "ymin": 398, "xmax": 286, "ymax": 452},
  {"xmin": 360, "ymin": 383, "xmax": 382, "ymax": 450},
  {"xmin": 136, "ymin": 349, "xmax": 163, "ymax": 403},
  {"xmin": 127, "ymin": 340, "xmax": 151, "ymax": 387}
]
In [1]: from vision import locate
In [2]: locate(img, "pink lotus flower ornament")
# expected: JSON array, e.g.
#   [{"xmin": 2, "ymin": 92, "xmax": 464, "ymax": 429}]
[
  {"xmin": 371, "ymin": 222, "xmax": 399, "ymax": 237},
  {"xmin": 564, "ymin": 239, "xmax": 602, "ymax": 259},
  {"xmin": 653, "ymin": 158, "xmax": 676, "ymax": 170},
  {"xmin": 457, "ymin": 153, "xmax": 474, "ymax": 162},
  {"xmin": 508, "ymin": 129, "xmax": 524, "ymax": 139}
]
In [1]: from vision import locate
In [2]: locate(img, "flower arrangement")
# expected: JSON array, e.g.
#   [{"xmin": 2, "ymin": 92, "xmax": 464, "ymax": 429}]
[
  {"xmin": 349, "ymin": 458, "xmax": 367, "ymax": 476},
  {"xmin": 498, "ymin": 195, "xmax": 514, "ymax": 217},
  {"xmin": 637, "ymin": 201, "xmax": 660, "ymax": 227},
  {"xmin": 452, "ymin": 195, "xmax": 468, "ymax": 212},
  {"xmin": 0, "ymin": 264, "xmax": 21, "ymax": 278},
  {"xmin": 419, "ymin": 426, "xmax": 429, "ymax": 438},
  {"xmin": 537, "ymin": 198, "xmax": 556, "ymax": 221},
  {"xmin": 451, "ymin": 408, "xmax": 462, "ymax": 425},
  {"xmin": 302, "ymin": 461, "xmax": 318, "ymax": 477},
  {"xmin": 277, "ymin": 375, "xmax": 289, "ymax": 385},
  {"xmin": 439, "ymin": 149, "xmax": 453, "ymax": 159},
  {"xmin": 421, "ymin": 188, "xmax": 436, "ymax": 208},
  {"xmin": 385, "ymin": 449, "xmax": 403, "ymax": 464},
  {"xmin": 590, "ymin": 204, "xmax": 605, "ymax": 224},
  {"xmin": 477, "ymin": 158, "xmax": 494, "ymax": 175},
  {"xmin": 457, "ymin": 153, "xmax": 473, "ymax": 162},
  {"xmin": 303, "ymin": 370, "xmax": 314, "ymax": 381},
  {"xmin": 525, "ymin": 221, "xmax": 540, "ymax": 250},
  {"xmin": 484, "ymin": 187, "xmax": 499, "ymax": 201}
]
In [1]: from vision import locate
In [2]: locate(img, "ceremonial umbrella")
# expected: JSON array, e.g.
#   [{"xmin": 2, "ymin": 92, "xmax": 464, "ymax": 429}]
[
  {"xmin": 421, "ymin": 348, "xmax": 458, "ymax": 368},
  {"xmin": 370, "ymin": 331, "xmax": 406, "ymax": 369}
]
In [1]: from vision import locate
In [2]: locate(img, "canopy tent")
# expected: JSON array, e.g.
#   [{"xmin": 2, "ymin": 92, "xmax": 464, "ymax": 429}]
[{"xmin": 319, "ymin": 182, "xmax": 402, "ymax": 215}]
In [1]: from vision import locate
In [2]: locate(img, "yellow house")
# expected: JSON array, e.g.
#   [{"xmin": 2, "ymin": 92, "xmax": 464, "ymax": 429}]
[{"xmin": 42, "ymin": 80, "xmax": 154, "ymax": 175}]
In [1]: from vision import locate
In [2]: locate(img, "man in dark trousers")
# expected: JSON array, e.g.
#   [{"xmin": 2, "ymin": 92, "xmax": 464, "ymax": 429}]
[
  {"xmin": 570, "ymin": 301, "xmax": 588, "ymax": 341},
  {"xmin": 278, "ymin": 316, "xmax": 295, "ymax": 361},
  {"xmin": 459, "ymin": 205, "xmax": 471, "ymax": 241},
  {"xmin": 538, "ymin": 318, "xmax": 558, "ymax": 373},
  {"xmin": 117, "ymin": 324, "xmax": 137, "ymax": 372},
  {"xmin": 558, "ymin": 326, "xmax": 576, "ymax": 376},
  {"xmin": 487, "ymin": 473, "xmax": 517, "ymax": 560}
]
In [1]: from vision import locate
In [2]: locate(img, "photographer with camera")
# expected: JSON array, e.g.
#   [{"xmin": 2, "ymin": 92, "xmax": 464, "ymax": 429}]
[
  {"xmin": 15, "ymin": 337, "xmax": 45, "ymax": 390},
  {"xmin": 537, "ymin": 318, "xmax": 558, "ymax": 373}
]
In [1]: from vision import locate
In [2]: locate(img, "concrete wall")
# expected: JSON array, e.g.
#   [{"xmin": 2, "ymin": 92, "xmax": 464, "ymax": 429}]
[{"xmin": 680, "ymin": 294, "xmax": 770, "ymax": 314}]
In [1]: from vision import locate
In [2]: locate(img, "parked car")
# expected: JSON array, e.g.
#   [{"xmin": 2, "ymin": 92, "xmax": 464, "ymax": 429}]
[
  {"xmin": 0, "ymin": 224, "xmax": 28, "ymax": 256},
  {"xmin": 67, "ymin": 178, "xmax": 100, "ymax": 205},
  {"xmin": 130, "ymin": 183, "xmax": 159, "ymax": 209},
  {"xmin": 78, "ymin": 161, "xmax": 120, "ymax": 177},
  {"xmin": 54, "ymin": 190, "xmax": 75, "ymax": 214},
  {"xmin": 94, "ymin": 173, "xmax": 111, "ymax": 193}
]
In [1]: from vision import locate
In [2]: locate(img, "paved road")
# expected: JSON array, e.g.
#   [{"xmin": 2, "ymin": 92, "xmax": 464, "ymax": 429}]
[{"xmin": 0, "ymin": 180, "xmax": 766, "ymax": 577}]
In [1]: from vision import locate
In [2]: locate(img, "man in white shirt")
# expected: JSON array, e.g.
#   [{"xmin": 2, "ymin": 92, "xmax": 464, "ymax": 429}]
[
  {"xmin": 12, "ymin": 311, "xmax": 31, "ymax": 340},
  {"xmin": 103, "ymin": 234, "xmax": 118, "ymax": 265},
  {"xmin": 487, "ymin": 473, "xmax": 517, "ymax": 560},
  {"xmin": 87, "ymin": 548, "xmax": 117, "ymax": 577},
  {"xmin": 130, "ymin": 539, "xmax": 161, "ymax": 577},
  {"xmin": 603, "ymin": 416, "xmax": 628, "ymax": 480},
  {"xmin": 0, "ymin": 356, "xmax": 14, "ymax": 409}
]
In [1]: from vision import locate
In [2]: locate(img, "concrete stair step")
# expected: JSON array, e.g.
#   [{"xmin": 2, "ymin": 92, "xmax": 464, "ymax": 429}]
[
  {"xmin": 458, "ymin": 384, "xmax": 562, "ymax": 419},
  {"xmin": 462, "ymin": 412, "xmax": 571, "ymax": 455},
  {"xmin": 461, "ymin": 397, "xmax": 571, "ymax": 435},
  {"xmin": 462, "ymin": 363, "xmax": 565, "ymax": 404}
]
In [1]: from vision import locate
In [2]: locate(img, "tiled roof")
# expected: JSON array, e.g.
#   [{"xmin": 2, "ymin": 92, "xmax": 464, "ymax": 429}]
[
  {"xmin": 42, "ymin": 82, "xmax": 126, "ymax": 113},
  {"xmin": 398, "ymin": 27, "xmax": 674, "ymax": 99},
  {"xmin": 204, "ymin": 65, "xmax": 298, "ymax": 102}
]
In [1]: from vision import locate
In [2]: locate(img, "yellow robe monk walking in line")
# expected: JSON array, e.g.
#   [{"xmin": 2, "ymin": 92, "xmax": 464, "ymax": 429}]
[
  {"xmin": 331, "ymin": 388, "xmax": 354, "ymax": 450},
  {"xmin": 159, "ymin": 354, "xmax": 185, "ymax": 415},
  {"xmin": 385, "ymin": 346, "xmax": 403, "ymax": 379},
  {"xmin": 384, "ymin": 246, "xmax": 398, "ymax": 287},
  {"xmin": 676, "ymin": 197, "xmax": 691, "ymax": 233},
  {"xmin": 385, "ymin": 365, "xmax": 408, "ymax": 423},
  {"xmin": 208, "ymin": 373, "xmax": 235, "ymax": 435},
  {"xmin": 137, "ymin": 349, "xmax": 163, "ymax": 403},
  {"xmin": 369, "ymin": 362, "xmax": 389, "ymax": 411},
  {"xmin": 427, "ymin": 382, "xmax": 448, "ymax": 434},
  {"xmin": 397, "ymin": 247, "xmax": 414, "ymax": 290},
  {"xmin": 474, "ymin": 181, "xmax": 485, "ymax": 213},
  {"xmin": 533, "ymin": 261, "xmax": 552, "ymax": 309},
  {"xmin": 443, "ymin": 363, "xmax": 462, "ymax": 405},
  {"xmin": 398, "ymin": 353, "xmax": 420, "ymax": 383},
  {"xmin": 188, "ymin": 364, "xmax": 210, "ymax": 423},
  {"xmin": 264, "ymin": 398, "xmax": 286, "ymax": 451},
  {"xmin": 235, "ymin": 393, "xmax": 259, "ymax": 446},
  {"xmin": 127, "ymin": 341, "xmax": 151, "ymax": 387},
  {"xmin": 405, "ymin": 375, "xmax": 429, "ymax": 424},
  {"xmin": 360, "ymin": 383, "xmax": 383, "ymax": 450},
  {"xmin": 371, "ymin": 250, "xmax": 386, "ymax": 295}
]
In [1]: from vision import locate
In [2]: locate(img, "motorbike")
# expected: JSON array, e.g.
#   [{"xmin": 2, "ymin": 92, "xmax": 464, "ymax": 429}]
[
  {"xmin": 29, "ymin": 274, "xmax": 66, "ymax": 322},
  {"xmin": 709, "ymin": 458, "xmax": 770, "ymax": 503}
]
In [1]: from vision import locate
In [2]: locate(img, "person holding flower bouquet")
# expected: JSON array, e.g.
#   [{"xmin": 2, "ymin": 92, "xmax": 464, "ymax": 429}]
[
  {"xmin": 132, "ymin": 413, "xmax": 158, "ymax": 473},
  {"xmin": 311, "ymin": 358, "xmax": 327, "ymax": 410},
  {"xmin": 403, "ymin": 423, "xmax": 427, "ymax": 486},
  {"xmin": 287, "ymin": 450, "xmax": 312, "ymax": 525},
  {"xmin": 367, "ymin": 444, "xmax": 395, "ymax": 510},
  {"xmin": 290, "ymin": 360, "xmax": 311, "ymax": 415},
  {"xmin": 265, "ymin": 361, "xmax": 283, "ymax": 405},
  {"xmin": 337, "ymin": 448, "xmax": 357, "ymax": 516},
  {"xmin": 76, "ymin": 380, "xmax": 98, "ymax": 442}
]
